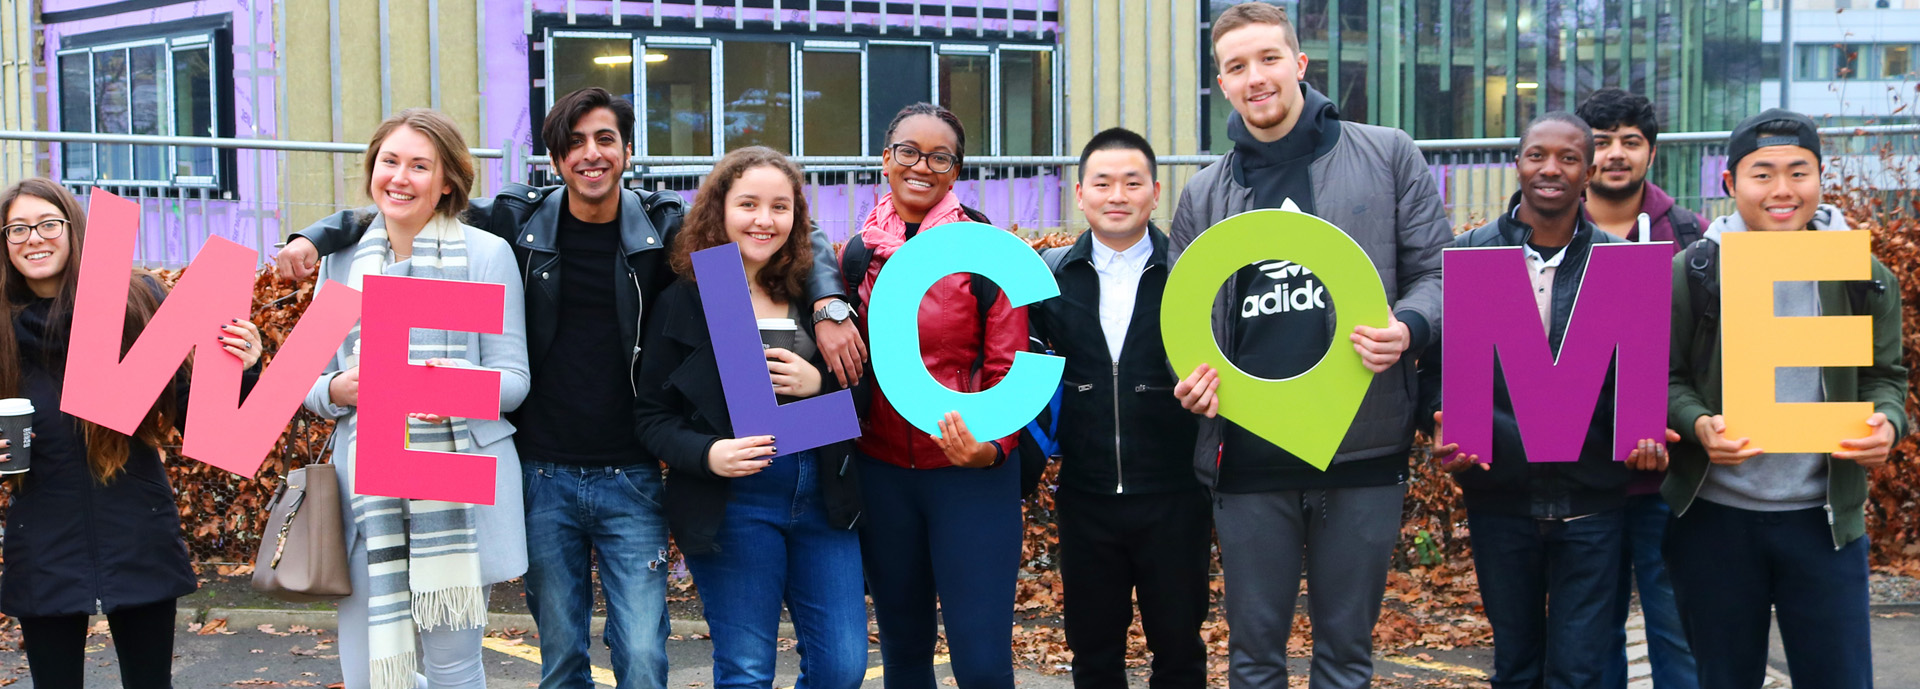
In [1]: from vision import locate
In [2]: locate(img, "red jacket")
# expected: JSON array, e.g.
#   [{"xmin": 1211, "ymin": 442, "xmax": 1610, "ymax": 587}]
[{"xmin": 851, "ymin": 238, "xmax": 1027, "ymax": 470}]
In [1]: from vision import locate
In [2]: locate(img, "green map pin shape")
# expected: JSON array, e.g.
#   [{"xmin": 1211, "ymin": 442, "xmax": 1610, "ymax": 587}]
[{"xmin": 1160, "ymin": 209, "xmax": 1389, "ymax": 470}]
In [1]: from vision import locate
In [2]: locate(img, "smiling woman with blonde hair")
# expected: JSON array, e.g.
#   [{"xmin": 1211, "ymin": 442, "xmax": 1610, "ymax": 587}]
[{"xmin": 301, "ymin": 108, "xmax": 530, "ymax": 689}]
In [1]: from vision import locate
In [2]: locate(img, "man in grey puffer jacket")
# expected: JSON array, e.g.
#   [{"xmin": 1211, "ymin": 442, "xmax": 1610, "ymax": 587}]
[{"xmin": 1168, "ymin": 4, "xmax": 1449, "ymax": 688}]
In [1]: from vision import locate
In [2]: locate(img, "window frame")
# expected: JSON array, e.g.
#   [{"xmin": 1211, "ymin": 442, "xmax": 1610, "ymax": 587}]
[
  {"xmin": 796, "ymin": 40, "xmax": 870, "ymax": 158},
  {"xmin": 995, "ymin": 43, "xmax": 1061, "ymax": 158},
  {"xmin": 56, "ymin": 31, "xmax": 223, "ymax": 189}
]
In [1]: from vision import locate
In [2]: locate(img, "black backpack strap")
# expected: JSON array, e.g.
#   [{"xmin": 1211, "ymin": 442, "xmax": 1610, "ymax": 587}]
[
  {"xmin": 960, "ymin": 204, "xmax": 992, "ymax": 225},
  {"xmin": 1683, "ymin": 239, "xmax": 1720, "ymax": 376},
  {"xmin": 840, "ymin": 234, "xmax": 873, "ymax": 313},
  {"xmin": 1041, "ymin": 246, "xmax": 1072, "ymax": 273},
  {"xmin": 1667, "ymin": 206, "xmax": 1704, "ymax": 247},
  {"xmin": 969, "ymin": 275, "xmax": 1001, "ymax": 376},
  {"xmin": 1847, "ymin": 278, "xmax": 1886, "ymax": 316}
]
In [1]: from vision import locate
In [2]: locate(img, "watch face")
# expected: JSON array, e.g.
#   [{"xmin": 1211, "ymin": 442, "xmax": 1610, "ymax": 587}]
[{"xmin": 828, "ymin": 301, "xmax": 851, "ymax": 320}]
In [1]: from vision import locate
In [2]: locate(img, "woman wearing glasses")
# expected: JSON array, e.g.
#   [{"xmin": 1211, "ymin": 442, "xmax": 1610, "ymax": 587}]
[
  {"xmin": 0, "ymin": 178, "xmax": 263, "ymax": 687},
  {"xmin": 842, "ymin": 103, "xmax": 1026, "ymax": 689}
]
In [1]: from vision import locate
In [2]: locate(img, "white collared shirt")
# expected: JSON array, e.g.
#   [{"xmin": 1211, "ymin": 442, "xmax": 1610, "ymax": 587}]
[
  {"xmin": 1520, "ymin": 241, "xmax": 1568, "ymax": 329},
  {"xmin": 1091, "ymin": 233, "xmax": 1153, "ymax": 362}
]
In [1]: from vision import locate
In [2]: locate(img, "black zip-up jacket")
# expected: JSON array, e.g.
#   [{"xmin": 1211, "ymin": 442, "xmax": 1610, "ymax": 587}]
[
  {"xmin": 2, "ymin": 281, "xmax": 259, "ymax": 618},
  {"xmin": 631, "ymin": 280, "xmax": 861, "ymax": 556},
  {"xmin": 1028, "ymin": 226, "xmax": 1202, "ymax": 496},
  {"xmin": 1416, "ymin": 208, "xmax": 1630, "ymax": 518}
]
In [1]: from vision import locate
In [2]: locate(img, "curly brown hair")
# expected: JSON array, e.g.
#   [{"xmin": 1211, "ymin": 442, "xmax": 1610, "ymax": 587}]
[{"xmin": 669, "ymin": 147, "xmax": 813, "ymax": 303}]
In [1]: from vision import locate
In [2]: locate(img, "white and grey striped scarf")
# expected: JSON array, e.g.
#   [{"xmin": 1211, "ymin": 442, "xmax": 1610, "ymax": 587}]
[{"xmin": 339, "ymin": 213, "xmax": 487, "ymax": 689}]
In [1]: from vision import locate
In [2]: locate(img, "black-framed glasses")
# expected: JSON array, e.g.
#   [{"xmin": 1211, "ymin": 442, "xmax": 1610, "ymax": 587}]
[
  {"xmin": 4, "ymin": 219, "xmax": 68, "ymax": 245},
  {"xmin": 887, "ymin": 143, "xmax": 958, "ymax": 174}
]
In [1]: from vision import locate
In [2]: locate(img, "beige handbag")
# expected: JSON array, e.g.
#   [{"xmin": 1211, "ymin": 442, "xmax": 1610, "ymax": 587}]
[{"xmin": 250, "ymin": 461, "xmax": 351, "ymax": 601}]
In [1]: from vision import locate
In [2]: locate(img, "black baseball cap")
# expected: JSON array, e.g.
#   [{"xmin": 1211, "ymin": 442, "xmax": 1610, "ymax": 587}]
[{"xmin": 1726, "ymin": 108, "xmax": 1822, "ymax": 174}]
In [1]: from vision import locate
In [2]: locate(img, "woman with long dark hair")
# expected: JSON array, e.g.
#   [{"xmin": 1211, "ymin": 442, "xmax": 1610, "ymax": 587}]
[{"xmin": 0, "ymin": 178, "xmax": 263, "ymax": 687}]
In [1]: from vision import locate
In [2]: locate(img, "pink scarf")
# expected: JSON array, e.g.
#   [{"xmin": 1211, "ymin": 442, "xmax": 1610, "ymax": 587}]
[{"xmin": 846, "ymin": 191, "xmax": 971, "ymax": 301}]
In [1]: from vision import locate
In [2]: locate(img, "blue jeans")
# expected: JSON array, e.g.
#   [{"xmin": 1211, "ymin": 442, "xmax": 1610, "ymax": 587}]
[
  {"xmin": 522, "ymin": 462, "xmax": 672, "ymax": 689},
  {"xmin": 858, "ymin": 453, "xmax": 1022, "ymax": 689},
  {"xmin": 683, "ymin": 450, "xmax": 868, "ymax": 689},
  {"xmin": 1468, "ymin": 509, "xmax": 1626, "ymax": 689},
  {"xmin": 1606, "ymin": 494, "xmax": 1697, "ymax": 689},
  {"xmin": 1665, "ymin": 500, "xmax": 1872, "ymax": 689}
]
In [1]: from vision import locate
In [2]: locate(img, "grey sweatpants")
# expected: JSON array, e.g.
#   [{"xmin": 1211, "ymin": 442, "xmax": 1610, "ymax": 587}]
[
  {"xmin": 1214, "ymin": 483, "xmax": 1408, "ymax": 689},
  {"xmin": 336, "ymin": 535, "xmax": 491, "ymax": 689}
]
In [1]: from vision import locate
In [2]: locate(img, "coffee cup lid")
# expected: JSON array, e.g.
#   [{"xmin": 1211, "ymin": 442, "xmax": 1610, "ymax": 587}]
[
  {"xmin": 0, "ymin": 398, "xmax": 32, "ymax": 416},
  {"xmin": 756, "ymin": 318, "xmax": 799, "ymax": 331}
]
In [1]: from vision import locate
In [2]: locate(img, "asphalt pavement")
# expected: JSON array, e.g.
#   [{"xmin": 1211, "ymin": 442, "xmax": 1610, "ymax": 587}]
[{"xmin": 2, "ymin": 604, "xmax": 1916, "ymax": 687}]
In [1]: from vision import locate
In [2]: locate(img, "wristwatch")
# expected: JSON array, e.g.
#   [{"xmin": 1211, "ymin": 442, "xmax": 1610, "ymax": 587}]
[{"xmin": 812, "ymin": 298, "xmax": 855, "ymax": 325}]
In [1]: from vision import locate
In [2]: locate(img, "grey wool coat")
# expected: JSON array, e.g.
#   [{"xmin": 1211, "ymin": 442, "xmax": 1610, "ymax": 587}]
[{"xmin": 301, "ymin": 220, "xmax": 532, "ymax": 585}]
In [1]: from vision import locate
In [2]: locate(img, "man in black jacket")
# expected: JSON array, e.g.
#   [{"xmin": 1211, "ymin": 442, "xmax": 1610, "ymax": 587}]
[
  {"xmin": 1030, "ymin": 128, "xmax": 1208, "ymax": 689},
  {"xmin": 272, "ymin": 88, "xmax": 841, "ymax": 689},
  {"xmin": 1422, "ymin": 113, "xmax": 1675, "ymax": 689}
]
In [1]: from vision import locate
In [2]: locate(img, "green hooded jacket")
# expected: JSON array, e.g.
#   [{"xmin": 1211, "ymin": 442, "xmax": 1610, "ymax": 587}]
[{"xmin": 1663, "ymin": 211, "xmax": 1909, "ymax": 549}]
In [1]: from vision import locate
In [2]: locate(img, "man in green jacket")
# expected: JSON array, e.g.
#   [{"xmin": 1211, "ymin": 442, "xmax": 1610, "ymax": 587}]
[{"xmin": 1662, "ymin": 108, "xmax": 1908, "ymax": 689}]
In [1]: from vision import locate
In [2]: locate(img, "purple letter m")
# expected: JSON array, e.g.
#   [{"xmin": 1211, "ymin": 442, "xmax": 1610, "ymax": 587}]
[{"xmin": 1441, "ymin": 243, "xmax": 1672, "ymax": 463}]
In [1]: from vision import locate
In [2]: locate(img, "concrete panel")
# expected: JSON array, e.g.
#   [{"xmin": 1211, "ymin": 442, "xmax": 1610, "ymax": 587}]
[
  {"xmin": 339, "ymin": 0, "xmax": 383, "ymax": 201},
  {"xmin": 285, "ymin": 0, "xmax": 346, "ymax": 229},
  {"xmin": 438, "ymin": 0, "xmax": 484, "ymax": 184},
  {"xmin": 388, "ymin": 0, "xmax": 433, "ymax": 111}
]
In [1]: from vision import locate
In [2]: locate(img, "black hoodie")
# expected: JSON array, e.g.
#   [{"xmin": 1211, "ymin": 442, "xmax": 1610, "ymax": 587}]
[{"xmin": 1219, "ymin": 84, "xmax": 1399, "ymax": 492}]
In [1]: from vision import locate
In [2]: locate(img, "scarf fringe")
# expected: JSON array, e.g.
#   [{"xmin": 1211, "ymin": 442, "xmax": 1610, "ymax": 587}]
[
  {"xmin": 410, "ymin": 585, "xmax": 488, "ymax": 631},
  {"xmin": 370, "ymin": 650, "xmax": 419, "ymax": 689}
]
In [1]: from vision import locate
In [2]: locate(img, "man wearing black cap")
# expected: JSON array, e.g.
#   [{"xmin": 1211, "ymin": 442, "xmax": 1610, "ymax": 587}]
[{"xmin": 1662, "ymin": 108, "xmax": 1908, "ymax": 689}]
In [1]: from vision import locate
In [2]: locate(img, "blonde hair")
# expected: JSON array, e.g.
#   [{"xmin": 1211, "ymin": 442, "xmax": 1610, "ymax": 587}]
[{"xmin": 362, "ymin": 108, "xmax": 475, "ymax": 219}]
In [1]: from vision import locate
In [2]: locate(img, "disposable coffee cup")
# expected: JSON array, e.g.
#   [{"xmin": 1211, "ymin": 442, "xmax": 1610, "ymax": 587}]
[
  {"xmin": 758, "ymin": 318, "xmax": 799, "ymax": 354},
  {"xmin": 0, "ymin": 398, "xmax": 33, "ymax": 475}
]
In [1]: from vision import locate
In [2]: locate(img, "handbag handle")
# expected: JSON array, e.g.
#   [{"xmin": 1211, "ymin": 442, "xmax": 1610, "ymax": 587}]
[{"xmin": 268, "ymin": 488, "xmax": 308, "ymax": 569}]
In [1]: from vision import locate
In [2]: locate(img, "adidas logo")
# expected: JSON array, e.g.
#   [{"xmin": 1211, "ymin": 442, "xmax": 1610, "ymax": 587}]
[{"xmin": 1240, "ymin": 260, "xmax": 1327, "ymax": 317}]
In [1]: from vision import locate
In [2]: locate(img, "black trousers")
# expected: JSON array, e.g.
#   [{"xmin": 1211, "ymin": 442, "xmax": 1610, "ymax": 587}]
[
  {"xmin": 1665, "ymin": 499, "xmax": 1873, "ymax": 689},
  {"xmin": 19, "ymin": 597, "xmax": 178, "ymax": 689},
  {"xmin": 1057, "ymin": 486, "xmax": 1213, "ymax": 689}
]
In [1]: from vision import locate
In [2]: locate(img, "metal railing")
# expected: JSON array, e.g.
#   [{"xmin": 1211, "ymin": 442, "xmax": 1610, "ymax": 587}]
[{"xmin": 0, "ymin": 123, "xmax": 1913, "ymax": 267}]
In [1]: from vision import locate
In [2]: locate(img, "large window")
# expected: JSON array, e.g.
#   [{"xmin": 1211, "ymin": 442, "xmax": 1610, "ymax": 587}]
[
  {"xmin": 723, "ymin": 42, "xmax": 793, "ymax": 151},
  {"xmin": 1798, "ymin": 43, "xmax": 1862, "ymax": 80},
  {"xmin": 800, "ymin": 47, "xmax": 864, "ymax": 156},
  {"xmin": 867, "ymin": 43, "xmax": 934, "ymax": 154},
  {"xmin": 545, "ymin": 31, "xmax": 1056, "ymax": 157},
  {"xmin": 645, "ymin": 43, "xmax": 717, "ymax": 157},
  {"xmin": 1876, "ymin": 44, "xmax": 1914, "ymax": 80},
  {"xmin": 551, "ymin": 33, "xmax": 635, "ymax": 104},
  {"xmin": 938, "ymin": 49, "xmax": 992, "ymax": 156},
  {"xmin": 59, "ymin": 33, "xmax": 221, "ymax": 187},
  {"xmin": 1000, "ymin": 48, "xmax": 1054, "ymax": 156}
]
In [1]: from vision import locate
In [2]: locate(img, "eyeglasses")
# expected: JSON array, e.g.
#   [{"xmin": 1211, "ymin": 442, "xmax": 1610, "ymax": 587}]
[
  {"xmin": 887, "ymin": 143, "xmax": 958, "ymax": 174},
  {"xmin": 4, "ymin": 218, "xmax": 68, "ymax": 245}
]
